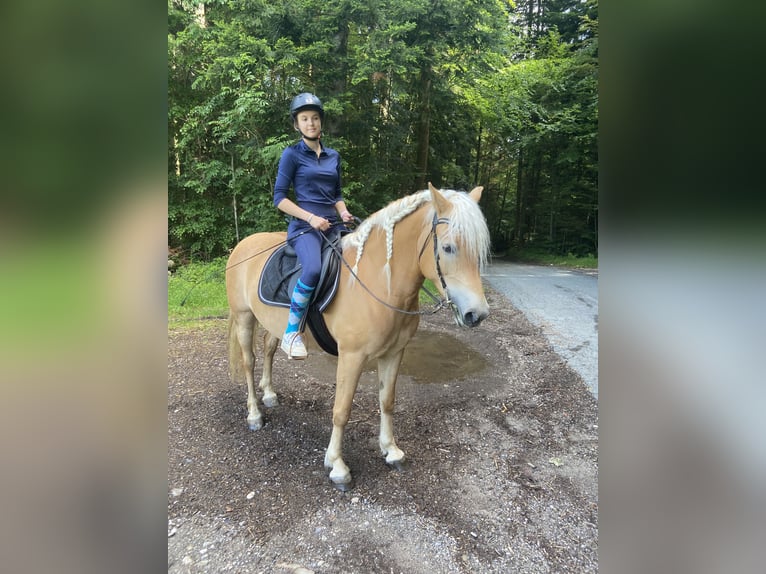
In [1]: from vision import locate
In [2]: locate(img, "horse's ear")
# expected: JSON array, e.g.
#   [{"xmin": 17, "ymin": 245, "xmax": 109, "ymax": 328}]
[
  {"xmin": 468, "ymin": 186, "xmax": 483, "ymax": 202},
  {"xmin": 428, "ymin": 182, "xmax": 450, "ymax": 215}
]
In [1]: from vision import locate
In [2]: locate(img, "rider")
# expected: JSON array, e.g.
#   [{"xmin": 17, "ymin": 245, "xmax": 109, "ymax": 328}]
[{"xmin": 273, "ymin": 92, "xmax": 354, "ymax": 359}]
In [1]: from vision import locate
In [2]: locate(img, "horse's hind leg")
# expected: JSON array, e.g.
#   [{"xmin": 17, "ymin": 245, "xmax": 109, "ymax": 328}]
[
  {"xmin": 260, "ymin": 332, "xmax": 279, "ymax": 408},
  {"xmin": 378, "ymin": 351, "xmax": 406, "ymax": 468},
  {"xmin": 233, "ymin": 311, "xmax": 264, "ymax": 430}
]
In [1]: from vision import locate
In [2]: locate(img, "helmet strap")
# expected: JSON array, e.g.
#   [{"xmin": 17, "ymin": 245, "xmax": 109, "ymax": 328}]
[{"xmin": 296, "ymin": 127, "xmax": 321, "ymax": 142}]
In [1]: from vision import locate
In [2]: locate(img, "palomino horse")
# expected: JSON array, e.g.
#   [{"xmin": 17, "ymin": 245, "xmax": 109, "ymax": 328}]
[{"xmin": 226, "ymin": 183, "xmax": 490, "ymax": 489}]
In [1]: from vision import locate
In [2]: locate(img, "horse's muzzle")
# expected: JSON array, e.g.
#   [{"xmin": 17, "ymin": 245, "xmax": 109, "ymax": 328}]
[
  {"xmin": 451, "ymin": 303, "xmax": 489, "ymax": 328},
  {"xmin": 448, "ymin": 289, "xmax": 489, "ymax": 328}
]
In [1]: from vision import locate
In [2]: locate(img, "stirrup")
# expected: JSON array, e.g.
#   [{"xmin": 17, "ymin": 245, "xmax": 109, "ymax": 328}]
[{"xmin": 280, "ymin": 332, "xmax": 307, "ymax": 360}]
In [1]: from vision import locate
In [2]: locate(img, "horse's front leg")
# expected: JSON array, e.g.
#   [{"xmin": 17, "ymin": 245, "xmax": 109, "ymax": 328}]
[
  {"xmin": 378, "ymin": 350, "xmax": 406, "ymax": 468},
  {"xmin": 324, "ymin": 352, "xmax": 365, "ymax": 490},
  {"xmin": 259, "ymin": 331, "xmax": 279, "ymax": 408}
]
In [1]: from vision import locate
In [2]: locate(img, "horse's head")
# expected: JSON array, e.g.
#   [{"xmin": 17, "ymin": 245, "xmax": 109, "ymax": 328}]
[{"xmin": 426, "ymin": 183, "xmax": 491, "ymax": 327}]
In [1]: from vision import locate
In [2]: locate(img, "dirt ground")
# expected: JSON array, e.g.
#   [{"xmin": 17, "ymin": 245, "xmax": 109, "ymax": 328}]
[{"xmin": 168, "ymin": 286, "xmax": 599, "ymax": 573}]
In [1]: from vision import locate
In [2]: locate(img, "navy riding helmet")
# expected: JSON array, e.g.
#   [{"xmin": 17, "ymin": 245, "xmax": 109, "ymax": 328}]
[{"xmin": 290, "ymin": 92, "xmax": 324, "ymax": 121}]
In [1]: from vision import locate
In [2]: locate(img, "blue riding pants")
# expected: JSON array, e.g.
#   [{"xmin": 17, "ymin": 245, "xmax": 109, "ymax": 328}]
[{"xmin": 287, "ymin": 220, "xmax": 327, "ymax": 288}]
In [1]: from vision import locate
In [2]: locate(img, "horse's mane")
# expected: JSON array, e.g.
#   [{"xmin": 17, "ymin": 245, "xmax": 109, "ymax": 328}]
[{"xmin": 341, "ymin": 189, "xmax": 490, "ymax": 291}]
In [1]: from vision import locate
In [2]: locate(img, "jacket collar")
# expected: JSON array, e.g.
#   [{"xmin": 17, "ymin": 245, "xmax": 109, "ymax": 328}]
[{"xmin": 298, "ymin": 139, "xmax": 324, "ymax": 155}]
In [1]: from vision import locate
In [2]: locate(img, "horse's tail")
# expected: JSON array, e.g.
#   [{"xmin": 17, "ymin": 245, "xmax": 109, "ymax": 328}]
[{"xmin": 227, "ymin": 310, "xmax": 244, "ymax": 383}]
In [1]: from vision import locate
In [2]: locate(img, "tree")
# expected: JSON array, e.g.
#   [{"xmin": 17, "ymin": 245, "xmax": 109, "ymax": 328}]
[{"xmin": 167, "ymin": 0, "xmax": 598, "ymax": 259}]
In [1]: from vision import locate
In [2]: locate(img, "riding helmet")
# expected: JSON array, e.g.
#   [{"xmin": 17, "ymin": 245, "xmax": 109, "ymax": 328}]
[{"xmin": 290, "ymin": 92, "xmax": 324, "ymax": 121}]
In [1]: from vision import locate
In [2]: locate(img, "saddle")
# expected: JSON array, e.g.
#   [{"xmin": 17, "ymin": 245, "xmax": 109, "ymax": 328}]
[{"xmin": 257, "ymin": 231, "xmax": 345, "ymax": 356}]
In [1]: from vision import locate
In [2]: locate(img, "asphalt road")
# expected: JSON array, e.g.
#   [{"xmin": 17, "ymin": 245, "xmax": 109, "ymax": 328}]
[{"xmin": 483, "ymin": 261, "xmax": 599, "ymax": 397}]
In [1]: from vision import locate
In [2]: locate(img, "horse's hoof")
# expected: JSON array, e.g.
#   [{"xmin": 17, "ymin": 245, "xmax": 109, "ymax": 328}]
[
  {"xmin": 385, "ymin": 459, "xmax": 408, "ymax": 472},
  {"xmin": 330, "ymin": 478, "xmax": 354, "ymax": 492},
  {"xmin": 247, "ymin": 418, "xmax": 263, "ymax": 431},
  {"xmin": 262, "ymin": 396, "xmax": 279, "ymax": 408}
]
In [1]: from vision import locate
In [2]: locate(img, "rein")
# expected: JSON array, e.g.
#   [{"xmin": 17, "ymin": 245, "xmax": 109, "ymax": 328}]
[{"xmin": 323, "ymin": 214, "xmax": 453, "ymax": 316}]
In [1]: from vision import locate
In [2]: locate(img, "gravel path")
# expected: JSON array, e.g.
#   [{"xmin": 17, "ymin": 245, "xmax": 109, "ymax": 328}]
[{"xmin": 168, "ymin": 287, "xmax": 598, "ymax": 573}]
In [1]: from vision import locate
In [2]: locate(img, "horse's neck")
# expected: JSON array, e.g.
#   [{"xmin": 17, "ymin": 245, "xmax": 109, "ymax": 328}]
[{"xmin": 354, "ymin": 206, "xmax": 428, "ymax": 301}]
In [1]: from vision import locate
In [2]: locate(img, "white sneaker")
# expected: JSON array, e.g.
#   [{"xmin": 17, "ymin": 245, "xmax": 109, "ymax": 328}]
[{"xmin": 280, "ymin": 332, "xmax": 307, "ymax": 359}]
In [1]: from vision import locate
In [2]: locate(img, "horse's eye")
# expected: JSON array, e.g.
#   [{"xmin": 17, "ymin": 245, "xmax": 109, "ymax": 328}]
[{"xmin": 442, "ymin": 244, "xmax": 456, "ymax": 255}]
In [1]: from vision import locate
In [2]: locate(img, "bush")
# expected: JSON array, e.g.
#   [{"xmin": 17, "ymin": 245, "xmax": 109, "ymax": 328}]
[{"xmin": 168, "ymin": 257, "xmax": 229, "ymax": 321}]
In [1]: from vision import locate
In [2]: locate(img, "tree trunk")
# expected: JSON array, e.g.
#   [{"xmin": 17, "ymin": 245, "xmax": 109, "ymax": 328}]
[
  {"xmin": 414, "ymin": 66, "xmax": 432, "ymax": 190},
  {"xmin": 549, "ymin": 179, "xmax": 558, "ymax": 245},
  {"xmin": 493, "ymin": 165, "xmax": 513, "ymax": 239},
  {"xmin": 474, "ymin": 119, "xmax": 482, "ymax": 185},
  {"xmin": 530, "ymin": 152, "xmax": 543, "ymax": 240},
  {"xmin": 195, "ymin": 3, "xmax": 206, "ymax": 28},
  {"xmin": 514, "ymin": 146, "xmax": 524, "ymax": 245},
  {"xmin": 331, "ymin": 21, "xmax": 349, "ymax": 136}
]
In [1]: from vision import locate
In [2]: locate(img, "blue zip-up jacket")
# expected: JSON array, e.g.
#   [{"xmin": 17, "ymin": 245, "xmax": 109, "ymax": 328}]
[{"xmin": 273, "ymin": 140, "xmax": 342, "ymax": 219}]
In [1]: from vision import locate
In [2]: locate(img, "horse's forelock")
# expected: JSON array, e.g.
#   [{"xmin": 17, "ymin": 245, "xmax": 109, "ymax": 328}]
[{"xmin": 426, "ymin": 189, "xmax": 491, "ymax": 271}]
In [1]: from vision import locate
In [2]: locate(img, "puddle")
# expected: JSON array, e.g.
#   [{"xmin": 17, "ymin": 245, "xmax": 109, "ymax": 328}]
[{"xmin": 310, "ymin": 330, "xmax": 489, "ymax": 385}]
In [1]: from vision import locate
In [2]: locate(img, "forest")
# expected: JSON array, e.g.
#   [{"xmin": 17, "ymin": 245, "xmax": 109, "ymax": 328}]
[{"xmin": 168, "ymin": 0, "xmax": 598, "ymax": 260}]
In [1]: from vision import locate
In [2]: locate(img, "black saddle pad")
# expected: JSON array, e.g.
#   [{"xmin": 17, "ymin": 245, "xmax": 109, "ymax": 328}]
[{"xmin": 257, "ymin": 232, "xmax": 344, "ymax": 355}]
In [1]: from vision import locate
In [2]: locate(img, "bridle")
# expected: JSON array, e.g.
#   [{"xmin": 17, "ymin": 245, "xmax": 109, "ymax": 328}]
[{"xmin": 418, "ymin": 212, "xmax": 451, "ymax": 297}]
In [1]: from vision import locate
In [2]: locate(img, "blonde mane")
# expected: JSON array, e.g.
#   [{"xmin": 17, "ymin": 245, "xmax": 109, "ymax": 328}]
[{"xmin": 341, "ymin": 188, "xmax": 491, "ymax": 292}]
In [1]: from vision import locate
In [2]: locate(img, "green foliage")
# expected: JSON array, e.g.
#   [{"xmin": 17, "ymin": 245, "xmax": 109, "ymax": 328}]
[
  {"xmin": 419, "ymin": 278, "xmax": 440, "ymax": 307},
  {"xmin": 168, "ymin": 0, "xmax": 598, "ymax": 261},
  {"xmin": 502, "ymin": 246, "xmax": 598, "ymax": 270},
  {"xmin": 168, "ymin": 257, "xmax": 229, "ymax": 321}
]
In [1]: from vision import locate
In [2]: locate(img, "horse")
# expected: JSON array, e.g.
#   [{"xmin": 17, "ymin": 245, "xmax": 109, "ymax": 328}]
[{"xmin": 225, "ymin": 183, "xmax": 491, "ymax": 490}]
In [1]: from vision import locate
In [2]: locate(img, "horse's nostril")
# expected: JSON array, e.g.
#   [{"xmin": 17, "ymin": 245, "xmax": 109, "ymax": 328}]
[{"xmin": 464, "ymin": 311, "xmax": 485, "ymax": 327}]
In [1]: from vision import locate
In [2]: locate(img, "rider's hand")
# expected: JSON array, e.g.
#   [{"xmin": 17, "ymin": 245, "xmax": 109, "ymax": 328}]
[{"xmin": 309, "ymin": 215, "xmax": 330, "ymax": 231}]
